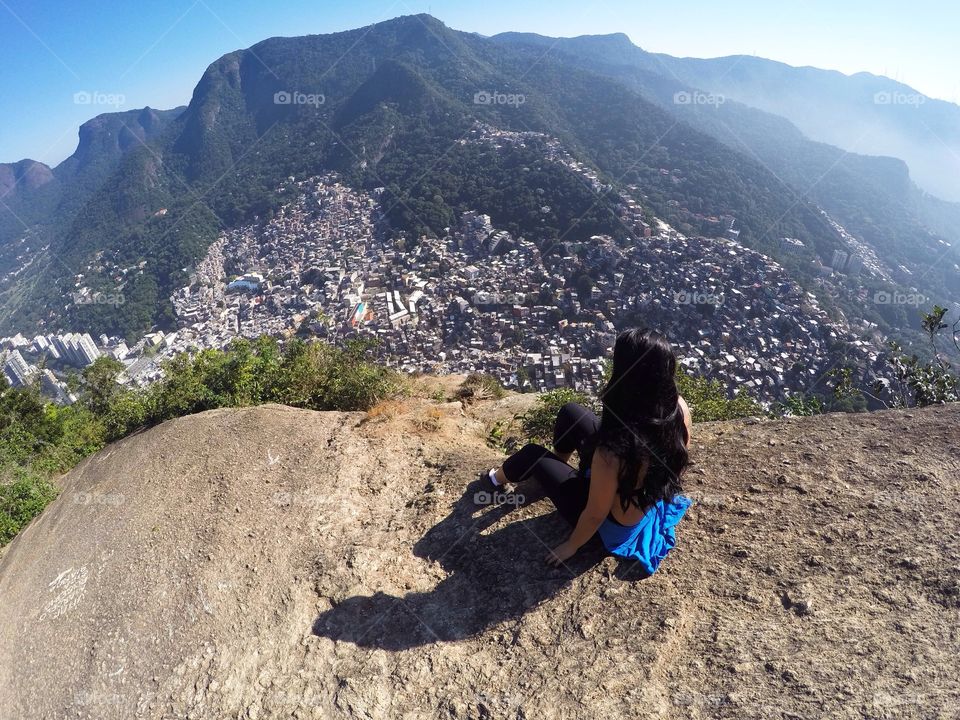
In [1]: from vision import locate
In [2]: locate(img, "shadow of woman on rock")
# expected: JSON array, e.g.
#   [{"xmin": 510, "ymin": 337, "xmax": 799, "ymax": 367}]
[{"xmin": 311, "ymin": 479, "xmax": 619, "ymax": 650}]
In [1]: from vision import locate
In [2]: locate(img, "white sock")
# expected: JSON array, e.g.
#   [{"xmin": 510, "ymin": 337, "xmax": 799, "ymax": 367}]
[{"xmin": 488, "ymin": 469, "xmax": 501, "ymax": 487}]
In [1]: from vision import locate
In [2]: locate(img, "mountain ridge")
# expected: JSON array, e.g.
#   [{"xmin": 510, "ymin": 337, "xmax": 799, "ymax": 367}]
[
  {"xmin": 0, "ymin": 14, "xmax": 957, "ymax": 364},
  {"xmin": 0, "ymin": 106, "xmax": 185, "ymax": 269},
  {"xmin": 0, "ymin": 106, "xmax": 186, "ymax": 185}
]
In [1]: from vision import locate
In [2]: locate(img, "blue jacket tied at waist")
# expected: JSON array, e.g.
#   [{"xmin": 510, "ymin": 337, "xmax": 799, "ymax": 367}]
[{"xmin": 597, "ymin": 495, "xmax": 693, "ymax": 576}]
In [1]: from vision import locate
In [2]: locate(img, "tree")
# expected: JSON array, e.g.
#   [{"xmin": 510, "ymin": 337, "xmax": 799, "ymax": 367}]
[
  {"xmin": 79, "ymin": 357, "xmax": 126, "ymax": 416},
  {"xmin": 674, "ymin": 370, "xmax": 763, "ymax": 422},
  {"xmin": 881, "ymin": 341, "xmax": 958, "ymax": 407},
  {"xmin": 921, "ymin": 305, "xmax": 950, "ymax": 370}
]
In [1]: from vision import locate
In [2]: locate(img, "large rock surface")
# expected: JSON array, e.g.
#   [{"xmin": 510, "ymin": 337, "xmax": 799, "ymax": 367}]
[{"xmin": 0, "ymin": 401, "xmax": 958, "ymax": 719}]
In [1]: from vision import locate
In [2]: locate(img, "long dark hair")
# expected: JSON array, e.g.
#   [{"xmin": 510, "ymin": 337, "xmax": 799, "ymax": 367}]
[{"xmin": 594, "ymin": 328, "xmax": 689, "ymax": 511}]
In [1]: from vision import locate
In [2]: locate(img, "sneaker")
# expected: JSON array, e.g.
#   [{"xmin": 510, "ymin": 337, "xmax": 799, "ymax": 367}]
[
  {"xmin": 475, "ymin": 468, "xmax": 499, "ymax": 492},
  {"xmin": 473, "ymin": 470, "xmax": 521, "ymax": 506}
]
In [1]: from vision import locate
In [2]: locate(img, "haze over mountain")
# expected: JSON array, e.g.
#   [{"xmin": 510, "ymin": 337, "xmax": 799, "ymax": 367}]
[
  {"xmin": 651, "ymin": 54, "xmax": 960, "ymax": 205},
  {"xmin": 0, "ymin": 15, "xmax": 957, "ymax": 357},
  {"xmin": 492, "ymin": 31, "xmax": 960, "ymax": 254},
  {"xmin": 492, "ymin": 31, "xmax": 960, "ymax": 204}
]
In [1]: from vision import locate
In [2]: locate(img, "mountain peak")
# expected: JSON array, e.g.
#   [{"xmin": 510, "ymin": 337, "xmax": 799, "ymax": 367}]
[
  {"xmin": 493, "ymin": 28, "xmax": 645, "ymax": 60},
  {"xmin": 571, "ymin": 30, "xmax": 635, "ymax": 46},
  {"xmin": 0, "ymin": 158, "xmax": 55, "ymax": 197},
  {"xmin": 62, "ymin": 106, "xmax": 182, "ymax": 174}
]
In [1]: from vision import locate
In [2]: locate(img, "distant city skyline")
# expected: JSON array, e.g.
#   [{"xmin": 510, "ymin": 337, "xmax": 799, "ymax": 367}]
[{"xmin": 1, "ymin": 0, "xmax": 957, "ymax": 166}]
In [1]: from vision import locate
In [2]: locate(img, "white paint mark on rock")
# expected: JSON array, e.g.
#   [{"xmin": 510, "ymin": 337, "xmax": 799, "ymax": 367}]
[{"xmin": 39, "ymin": 566, "xmax": 89, "ymax": 621}]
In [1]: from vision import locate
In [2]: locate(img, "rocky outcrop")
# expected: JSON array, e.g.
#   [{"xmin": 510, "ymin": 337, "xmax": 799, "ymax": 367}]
[
  {"xmin": 0, "ymin": 400, "xmax": 957, "ymax": 719},
  {"xmin": 0, "ymin": 159, "xmax": 55, "ymax": 198}
]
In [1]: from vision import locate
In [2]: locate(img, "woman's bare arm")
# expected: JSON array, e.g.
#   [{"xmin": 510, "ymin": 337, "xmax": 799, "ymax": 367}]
[
  {"xmin": 545, "ymin": 450, "xmax": 618, "ymax": 566},
  {"xmin": 678, "ymin": 395, "xmax": 692, "ymax": 446}
]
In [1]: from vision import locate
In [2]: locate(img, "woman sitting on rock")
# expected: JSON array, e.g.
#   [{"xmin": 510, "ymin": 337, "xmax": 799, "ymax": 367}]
[{"xmin": 481, "ymin": 328, "xmax": 693, "ymax": 574}]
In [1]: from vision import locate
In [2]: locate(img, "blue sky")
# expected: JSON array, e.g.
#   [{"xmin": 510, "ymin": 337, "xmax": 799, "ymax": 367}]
[{"xmin": 1, "ymin": 0, "xmax": 957, "ymax": 166}]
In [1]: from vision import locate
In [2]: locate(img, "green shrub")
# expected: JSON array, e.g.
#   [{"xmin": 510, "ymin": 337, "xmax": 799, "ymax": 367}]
[
  {"xmin": 79, "ymin": 357, "xmax": 126, "ymax": 416},
  {"xmin": 456, "ymin": 373, "xmax": 507, "ymax": 403},
  {"xmin": 97, "ymin": 337, "xmax": 405, "ymax": 442},
  {"xmin": 0, "ymin": 335, "xmax": 405, "ymax": 546},
  {"xmin": 519, "ymin": 388, "xmax": 596, "ymax": 446},
  {"xmin": 881, "ymin": 340, "xmax": 959, "ymax": 407},
  {"xmin": 0, "ymin": 469, "xmax": 59, "ymax": 546},
  {"xmin": 101, "ymin": 390, "xmax": 150, "ymax": 443},
  {"xmin": 273, "ymin": 338, "xmax": 404, "ymax": 411},
  {"xmin": 777, "ymin": 394, "xmax": 825, "ymax": 417},
  {"xmin": 31, "ymin": 405, "xmax": 106, "ymax": 474},
  {"xmin": 675, "ymin": 371, "xmax": 764, "ymax": 422},
  {"xmin": 486, "ymin": 419, "xmax": 511, "ymax": 451}
]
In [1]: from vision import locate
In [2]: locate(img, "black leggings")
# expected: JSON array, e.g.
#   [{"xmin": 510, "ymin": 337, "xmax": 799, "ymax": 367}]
[{"xmin": 501, "ymin": 402, "xmax": 600, "ymax": 527}]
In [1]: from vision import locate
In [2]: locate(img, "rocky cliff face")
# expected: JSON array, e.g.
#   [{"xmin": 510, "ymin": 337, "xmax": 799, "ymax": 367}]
[{"xmin": 0, "ymin": 398, "xmax": 957, "ymax": 719}]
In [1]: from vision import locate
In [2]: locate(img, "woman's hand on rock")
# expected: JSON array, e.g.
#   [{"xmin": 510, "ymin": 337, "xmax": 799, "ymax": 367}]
[{"xmin": 545, "ymin": 541, "xmax": 576, "ymax": 567}]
